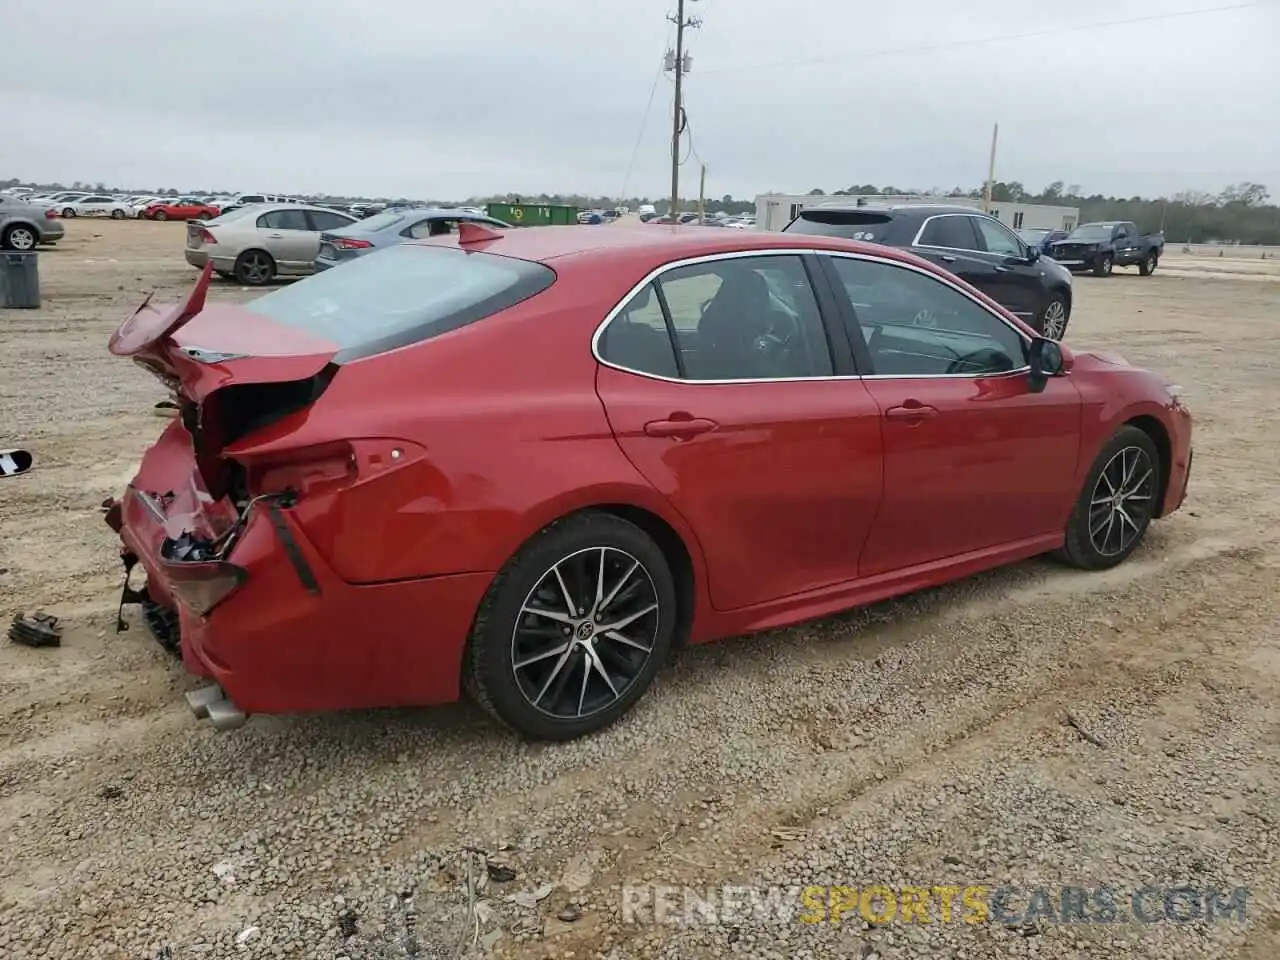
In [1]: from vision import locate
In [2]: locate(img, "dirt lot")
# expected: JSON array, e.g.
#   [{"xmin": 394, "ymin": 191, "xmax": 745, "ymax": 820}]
[{"xmin": 2, "ymin": 220, "xmax": 1279, "ymax": 960}]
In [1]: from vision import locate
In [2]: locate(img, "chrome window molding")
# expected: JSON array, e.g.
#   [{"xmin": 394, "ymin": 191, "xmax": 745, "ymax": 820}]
[{"xmin": 590, "ymin": 247, "xmax": 1033, "ymax": 385}]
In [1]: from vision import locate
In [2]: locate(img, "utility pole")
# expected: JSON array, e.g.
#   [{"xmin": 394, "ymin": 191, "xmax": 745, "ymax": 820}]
[
  {"xmin": 984, "ymin": 122, "xmax": 999, "ymax": 213},
  {"xmin": 666, "ymin": 0, "xmax": 700, "ymax": 219},
  {"xmin": 698, "ymin": 163, "xmax": 706, "ymax": 222}
]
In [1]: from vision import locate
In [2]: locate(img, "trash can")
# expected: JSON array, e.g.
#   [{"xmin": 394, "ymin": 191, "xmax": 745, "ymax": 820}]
[{"xmin": 0, "ymin": 252, "xmax": 41, "ymax": 309}]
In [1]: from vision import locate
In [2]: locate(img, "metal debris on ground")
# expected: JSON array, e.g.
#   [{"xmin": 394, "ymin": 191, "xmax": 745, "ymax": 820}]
[
  {"xmin": 0, "ymin": 448, "xmax": 33, "ymax": 477},
  {"xmin": 8, "ymin": 612, "xmax": 62, "ymax": 647}
]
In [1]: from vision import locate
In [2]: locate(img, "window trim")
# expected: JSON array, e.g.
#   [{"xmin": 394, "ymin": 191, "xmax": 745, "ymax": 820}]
[
  {"xmin": 910, "ymin": 213, "xmax": 983, "ymax": 254},
  {"xmin": 971, "ymin": 214, "xmax": 1030, "ymax": 258},
  {"xmin": 591, "ymin": 248, "xmax": 1033, "ymax": 385}
]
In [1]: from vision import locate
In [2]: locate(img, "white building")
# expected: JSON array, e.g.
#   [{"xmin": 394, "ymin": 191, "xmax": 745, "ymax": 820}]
[{"xmin": 755, "ymin": 194, "xmax": 1081, "ymax": 234}]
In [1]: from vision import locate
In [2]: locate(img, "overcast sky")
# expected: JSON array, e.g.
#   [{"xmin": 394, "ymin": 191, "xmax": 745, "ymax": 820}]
[{"xmin": 2, "ymin": 0, "xmax": 1276, "ymax": 201}]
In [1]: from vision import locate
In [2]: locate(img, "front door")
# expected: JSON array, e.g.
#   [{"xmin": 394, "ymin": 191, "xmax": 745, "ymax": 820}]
[
  {"xmin": 969, "ymin": 214, "xmax": 1046, "ymax": 321},
  {"xmin": 594, "ymin": 253, "xmax": 884, "ymax": 611},
  {"xmin": 822, "ymin": 253, "xmax": 1082, "ymax": 577}
]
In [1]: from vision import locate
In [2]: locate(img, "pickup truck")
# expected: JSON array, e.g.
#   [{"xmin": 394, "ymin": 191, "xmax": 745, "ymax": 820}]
[{"xmin": 1048, "ymin": 221, "xmax": 1164, "ymax": 277}]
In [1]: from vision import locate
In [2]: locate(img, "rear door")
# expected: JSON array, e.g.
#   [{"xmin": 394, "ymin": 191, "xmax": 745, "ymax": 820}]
[
  {"xmin": 594, "ymin": 251, "xmax": 884, "ymax": 612},
  {"xmin": 821, "ymin": 253, "xmax": 1081, "ymax": 577},
  {"xmin": 910, "ymin": 214, "xmax": 1007, "ymax": 303}
]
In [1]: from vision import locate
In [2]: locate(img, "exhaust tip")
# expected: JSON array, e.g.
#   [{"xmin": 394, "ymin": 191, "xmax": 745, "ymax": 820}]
[
  {"xmin": 205, "ymin": 698, "xmax": 248, "ymax": 732},
  {"xmin": 185, "ymin": 684, "xmax": 224, "ymax": 718}
]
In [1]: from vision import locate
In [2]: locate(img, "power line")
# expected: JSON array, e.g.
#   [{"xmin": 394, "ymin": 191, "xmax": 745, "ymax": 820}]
[
  {"xmin": 619, "ymin": 57, "xmax": 667, "ymax": 200},
  {"xmin": 699, "ymin": 2, "xmax": 1269, "ymax": 77}
]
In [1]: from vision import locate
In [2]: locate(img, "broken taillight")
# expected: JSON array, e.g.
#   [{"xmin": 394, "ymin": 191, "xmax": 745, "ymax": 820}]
[
  {"xmin": 245, "ymin": 441, "xmax": 359, "ymax": 499},
  {"xmin": 44, "ymin": 208, "xmax": 57, "ymax": 220},
  {"xmin": 165, "ymin": 560, "xmax": 247, "ymax": 617}
]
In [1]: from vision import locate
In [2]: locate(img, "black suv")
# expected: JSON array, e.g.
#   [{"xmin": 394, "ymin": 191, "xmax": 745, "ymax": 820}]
[{"xmin": 783, "ymin": 203, "xmax": 1074, "ymax": 339}]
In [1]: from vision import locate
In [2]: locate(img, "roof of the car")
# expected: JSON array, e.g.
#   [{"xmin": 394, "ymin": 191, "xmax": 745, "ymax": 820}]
[
  {"xmin": 411, "ymin": 223, "xmax": 932, "ymax": 268},
  {"xmin": 803, "ymin": 202, "xmax": 989, "ymax": 217}
]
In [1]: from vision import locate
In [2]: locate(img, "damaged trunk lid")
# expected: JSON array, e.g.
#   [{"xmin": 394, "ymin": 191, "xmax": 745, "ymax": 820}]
[{"xmin": 109, "ymin": 263, "xmax": 341, "ymax": 498}]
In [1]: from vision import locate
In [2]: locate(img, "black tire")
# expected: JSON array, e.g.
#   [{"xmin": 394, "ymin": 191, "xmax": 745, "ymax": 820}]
[
  {"xmin": 154, "ymin": 210, "xmax": 168, "ymax": 221},
  {"xmin": 1092, "ymin": 255, "xmax": 1113, "ymax": 277},
  {"xmin": 61, "ymin": 207, "xmax": 76, "ymax": 218},
  {"xmin": 1057, "ymin": 425, "xmax": 1162, "ymax": 571},
  {"xmin": 110, "ymin": 209, "xmax": 125, "ymax": 220},
  {"xmin": 1138, "ymin": 253, "xmax": 1157, "ymax": 276},
  {"xmin": 2, "ymin": 224, "xmax": 38, "ymax": 252},
  {"xmin": 234, "ymin": 249, "xmax": 276, "ymax": 285},
  {"xmin": 465, "ymin": 512, "xmax": 678, "ymax": 741},
  {"xmin": 1036, "ymin": 293, "xmax": 1070, "ymax": 340}
]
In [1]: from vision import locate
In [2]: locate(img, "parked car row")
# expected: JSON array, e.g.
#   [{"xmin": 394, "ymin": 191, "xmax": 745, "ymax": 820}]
[{"xmin": 183, "ymin": 202, "xmax": 512, "ymax": 285}]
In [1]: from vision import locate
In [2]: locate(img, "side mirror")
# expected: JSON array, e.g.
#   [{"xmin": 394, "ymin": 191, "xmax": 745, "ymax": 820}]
[
  {"xmin": 1025, "ymin": 245, "xmax": 1041, "ymax": 263},
  {"xmin": 1027, "ymin": 336, "xmax": 1064, "ymax": 393}
]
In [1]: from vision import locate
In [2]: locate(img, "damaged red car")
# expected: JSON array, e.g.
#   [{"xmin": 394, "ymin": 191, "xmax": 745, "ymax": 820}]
[{"xmin": 105, "ymin": 224, "xmax": 1193, "ymax": 740}]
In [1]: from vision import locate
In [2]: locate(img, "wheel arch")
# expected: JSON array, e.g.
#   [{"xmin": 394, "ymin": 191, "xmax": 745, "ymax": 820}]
[{"xmin": 1123, "ymin": 414, "xmax": 1172, "ymax": 516}]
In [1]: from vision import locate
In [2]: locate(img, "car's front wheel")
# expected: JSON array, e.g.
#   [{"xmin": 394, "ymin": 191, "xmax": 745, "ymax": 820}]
[
  {"xmin": 1092, "ymin": 255, "xmax": 1113, "ymax": 277},
  {"xmin": 1057, "ymin": 426, "xmax": 1162, "ymax": 570},
  {"xmin": 465, "ymin": 512, "xmax": 678, "ymax": 740},
  {"xmin": 1037, "ymin": 294, "xmax": 1070, "ymax": 340}
]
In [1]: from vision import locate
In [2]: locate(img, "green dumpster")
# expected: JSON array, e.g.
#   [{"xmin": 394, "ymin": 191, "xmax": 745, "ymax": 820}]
[{"xmin": 485, "ymin": 202, "xmax": 579, "ymax": 227}]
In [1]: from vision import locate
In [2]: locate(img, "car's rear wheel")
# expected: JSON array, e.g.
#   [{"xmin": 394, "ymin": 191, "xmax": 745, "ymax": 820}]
[
  {"xmin": 2, "ymin": 225, "xmax": 37, "ymax": 251},
  {"xmin": 234, "ymin": 249, "xmax": 276, "ymax": 285},
  {"xmin": 111, "ymin": 209, "xmax": 125, "ymax": 220},
  {"xmin": 1138, "ymin": 253, "xmax": 1157, "ymax": 276},
  {"xmin": 1092, "ymin": 255, "xmax": 1113, "ymax": 277},
  {"xmin": 154, "ymin": 210, "xmax": 168, "ymax": 221},
  {"xmin": 1057, "ymin": 426, "xmax": 1161, "ymax": 571},
  {"xmin": 1037, "ymin": 294, "xmax": 1070, "ymax": 340},
  {"xmin": 61, "ymin": 207, "xmax": 76, "ymax": 218},
  {"xmin": 465, "ymin": 512, "xmax": 677, "ymax": 741}
]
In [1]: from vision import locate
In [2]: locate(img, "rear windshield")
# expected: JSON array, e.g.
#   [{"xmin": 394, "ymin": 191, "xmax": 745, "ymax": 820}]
[
  {"xmin": 783, "ymin": 210, "xmax": 894, "ymax": 241},
  {"xmin": 353, "ymin": 211, "xmax": 408, "ymax": 231},
  {"xmin": 1067, "ymin": 225, "xmax": 1115, "ymax": 241},
  {"xmin": 241, "ymin": 244, "xmax": 556, "ymax": 363}
]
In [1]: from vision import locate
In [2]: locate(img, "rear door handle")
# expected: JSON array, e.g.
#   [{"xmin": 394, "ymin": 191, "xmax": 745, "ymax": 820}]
[
  {"xmin": 938, "ymin": 255, "xmax": 957, "ymax": 263},
  {"xmin": 884, "ymin": 403, "xmax": 939, "ymax": 421},
  {"xmin": 644, "ymin": 416, "xmax": 718, "ymax": 439},
  {"xmin": 994, "ymin": 265, "xmax": 1009, "ymax": 272}
]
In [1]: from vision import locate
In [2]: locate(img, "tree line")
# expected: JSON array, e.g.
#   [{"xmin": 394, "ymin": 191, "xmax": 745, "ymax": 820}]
[{"xmin": 5, "ymin": 177, "xmax": 1276, "ymax": 243}]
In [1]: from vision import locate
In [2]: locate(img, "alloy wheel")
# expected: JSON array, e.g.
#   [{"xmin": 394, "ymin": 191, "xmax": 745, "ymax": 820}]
[
  {"xmin": 510, "ymin": 546, "xmax": 660, "ymax": 720},
  {"xmin": 1042, "ymin": 299, "xmax": 1067, "ymax": 340},
  {"xmin": 6, "ymin": 227, "xmax": 36, "ymax": 251},
  {"xmin": 1088, "ymin": 446, "xmax": 1156, "ymax": 557},
  {"xmin": 238, "ymin": 252, "xmax": 273, "ymax": 284}
]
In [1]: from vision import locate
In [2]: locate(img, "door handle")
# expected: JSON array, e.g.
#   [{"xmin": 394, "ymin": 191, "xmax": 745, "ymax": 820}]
[
  {"xmin": 884, "ymin": 403, "xmax": 938, "ymax": 421},
  {"xmin": 994, "ymin": 265, "xmax": 1009, "ymax": 272},
  {"xmin": 938, "ymin": 255, "xmax": 957, "ymax": 263},
  {"xmin": 267, "ymin": 232, "xmax": 284, "ymax": 238},
  {"xmin": 644, "ymin": 416, "xmax": 718, "ymax": 439}
]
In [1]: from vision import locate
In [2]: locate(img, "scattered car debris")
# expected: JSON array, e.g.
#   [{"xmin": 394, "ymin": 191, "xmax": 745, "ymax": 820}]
[
  {"xmin": 485, "ymin": 861, "xmax": 516, "ymax": 883},
  {"xmin": 337, "ymin": 908, "xmax": 358, "ymax": 938},
  {"xmin": 504, "ymin": 882, "xmax": 553, "ymax": 910},
  {"xmin": 234, "ymin": 925, "xmax": 260, "ymax": 945},
  {"xmin": 8, "ymin": 611, "xmax": 61, "ymax": 647},
  {"xmin": 556, "ymin": 902, "xmax": 583, "ymax": 923},
  {"xmin": 0, "ymin": 448, "xmax": 32, "ymax": 477},
  {"xmin": 97, "ymin": 784, "xmax": 125, "ymax": 800}
]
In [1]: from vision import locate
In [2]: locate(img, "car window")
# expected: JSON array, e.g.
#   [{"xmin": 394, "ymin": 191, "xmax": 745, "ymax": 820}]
[
  {"xmin": 307, "ymin": 210, "xmax": 355, "ymax": 231},
  {"xmin": 406, "ymin": 218, "xmax": 460, "ymax": 239},
  {"xmin": 782, "ymin": 209, "xmax": 893, "ymax": 242},
  {"xmin": 242, "ymin": 244, "xmax": 555, "ymax": 363},
  {"xmin": 972, "ymin": 217, "xmax": 1025, "ymax": 257},
  {"xmin": 623, "ymin": 254, "xmax": 834, "ymax": 381},
  {"xmin": 597, "ymin": 282, "xmax": 681, "ymax": 378},
  {"xmin": 827, "ymin": 256, "xmax": 1027, "ymax": 377},
  {"xmin": 916, "ymin": 215, "xmax": 980, "ymax": 250},
  {"xmin": 257, "ymin": 209, "xmax": 311, "ymax": 231}
]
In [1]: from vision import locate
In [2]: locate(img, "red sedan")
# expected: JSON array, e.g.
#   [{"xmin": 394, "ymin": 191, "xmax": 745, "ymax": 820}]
[
  {"xmin": 143, "ymin": 197, "xmax": 220, "ymax": 221},
  {"xmin": 104, "ymin": 224, "xmax": 1193, "ymax": 740}
]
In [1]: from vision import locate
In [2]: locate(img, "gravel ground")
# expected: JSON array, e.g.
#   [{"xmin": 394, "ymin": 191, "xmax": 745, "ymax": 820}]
[{"xmin": 2, "ymin": 220, "xmax": 1279, "ymax": 960}]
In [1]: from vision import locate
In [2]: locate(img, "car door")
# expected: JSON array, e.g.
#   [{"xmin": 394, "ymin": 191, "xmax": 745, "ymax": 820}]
[
  {"xmin": 256, "ymin": 208, "xmax": 317, "ymax": 271},
  {"xmin": 969, "ymin": 215, "xmax": 1046, "ymax": 321},
  {"xmin": 594, "ymin": 252, "xmax": 884, "ymax": 612},
  {"xmin": 821, "ymin": 253, "xmax": 1082, "ymax": 578},
  {"xmin": 1113, "ymin": 223, "xmax": 1139, "ymax": 264},
  {"xmin": 911, "ymin": 214, "xmax": 1005, "ymax": 302}
]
